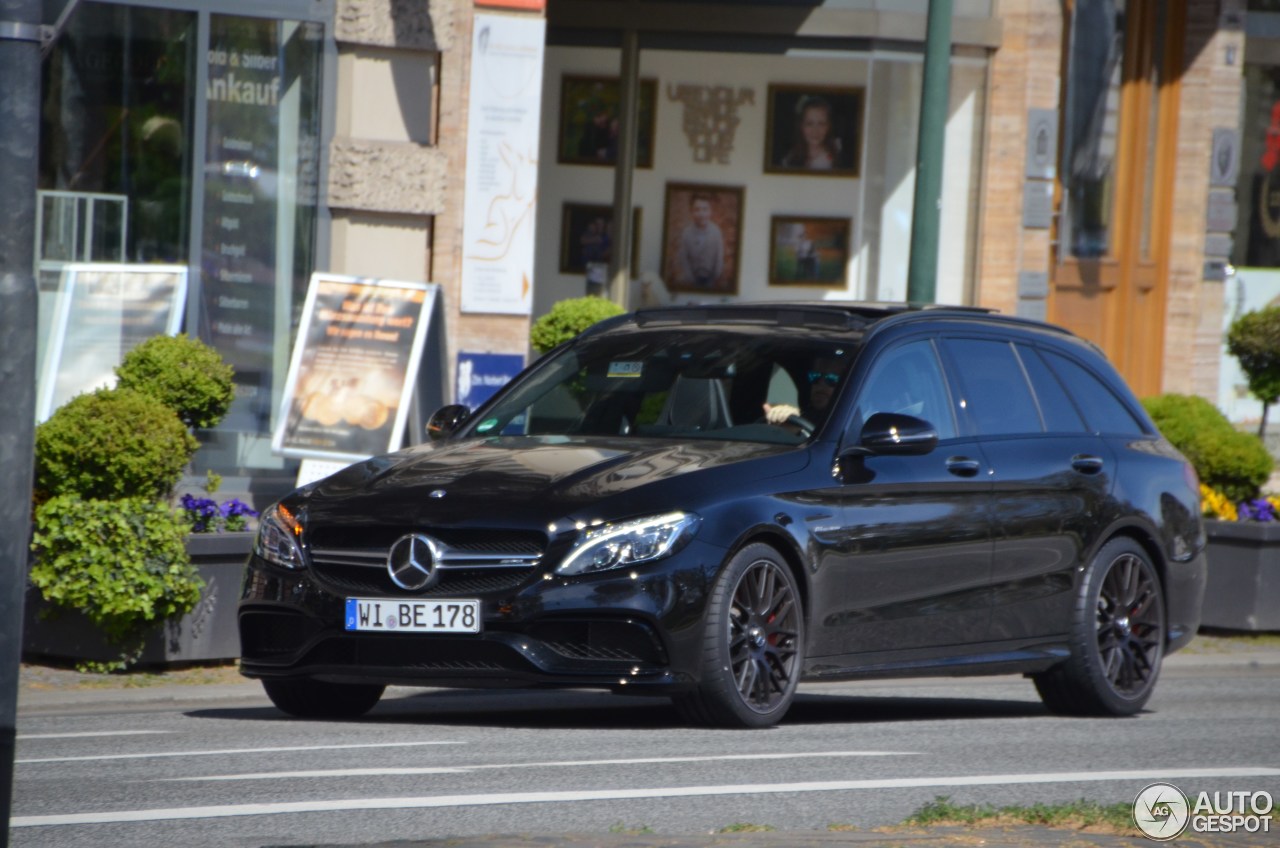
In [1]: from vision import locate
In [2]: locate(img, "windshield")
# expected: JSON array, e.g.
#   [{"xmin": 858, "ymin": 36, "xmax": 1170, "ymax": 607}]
[{"xmin": 463, "ymin": 327, "xmax": 857, "ymax": 444}]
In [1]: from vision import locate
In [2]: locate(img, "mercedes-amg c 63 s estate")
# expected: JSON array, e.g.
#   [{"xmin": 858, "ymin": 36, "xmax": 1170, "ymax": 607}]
[{"xmin": 240, "ymin": 303, "xmax": 1206, "ymax": 727}]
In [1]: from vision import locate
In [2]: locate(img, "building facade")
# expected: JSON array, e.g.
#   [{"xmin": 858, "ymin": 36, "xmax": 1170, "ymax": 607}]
[{"xmin": 31, "ymin": 0, "xmax": 1256, "ymax": 504}]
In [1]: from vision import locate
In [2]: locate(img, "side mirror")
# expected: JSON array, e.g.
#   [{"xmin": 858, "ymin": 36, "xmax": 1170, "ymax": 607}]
[
  {"xmin": 851, "ymin": 412, "xmax": 938, "ymax": 456},
  {"xmin": 426, "ymin": 404, "xmax": 470, "ymax": 441}
]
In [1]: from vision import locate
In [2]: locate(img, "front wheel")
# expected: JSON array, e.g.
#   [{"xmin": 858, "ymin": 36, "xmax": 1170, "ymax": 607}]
[
  {"xmin": 1034, "ymin": 537, "xmax": 1166, "ymax": 716},
  {"xmin": 675, "ymin": 543, "xmax": 804, "ymax": 728},
  {"xmin": 262, "ymin": 678, "xmax": 386, "ymax": 718}
]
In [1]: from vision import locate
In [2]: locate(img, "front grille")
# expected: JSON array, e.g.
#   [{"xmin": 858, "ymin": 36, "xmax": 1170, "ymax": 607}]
[{"xmin": 306, "ymin": 527, "xmax": 546, "ymax": 597}]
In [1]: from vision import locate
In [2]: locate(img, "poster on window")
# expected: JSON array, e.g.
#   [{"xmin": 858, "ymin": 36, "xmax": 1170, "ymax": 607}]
[
  {"xmin": 456, "ymin": 351, "xmax": 525, "ymax": 410},
  {"xmin": 273, "ymin": 274, "xmax": 440, "ymax": 461},
  {"xmin": 36, "ymin": 263, "xmax": 188, "ymax": 421},
  {"xmin": 459, "ymin": 14, "xmax": 546, "ymax": 315}
]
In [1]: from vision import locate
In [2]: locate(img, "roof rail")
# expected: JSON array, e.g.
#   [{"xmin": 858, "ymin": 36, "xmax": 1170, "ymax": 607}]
[{"xmin": 634, "ymin": 303, "xmax": 873, "ymax": 330}]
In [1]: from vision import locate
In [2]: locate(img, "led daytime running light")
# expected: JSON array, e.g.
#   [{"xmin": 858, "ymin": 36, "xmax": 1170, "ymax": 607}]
[{"xmin": 558, "ymin": 511, "xmax": 699, "ymax": 575}]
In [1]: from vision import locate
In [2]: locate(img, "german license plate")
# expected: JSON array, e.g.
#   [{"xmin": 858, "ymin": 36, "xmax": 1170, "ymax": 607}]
[{"xmin": 344, "ymin": 598, "xmax": 480, "ymax": 633}]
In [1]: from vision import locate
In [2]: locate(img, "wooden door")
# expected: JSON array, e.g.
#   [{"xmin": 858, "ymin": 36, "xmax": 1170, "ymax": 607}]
[{"xmin": 1051, "ymin": 0, "xmax": 1183, "ymax": 398}]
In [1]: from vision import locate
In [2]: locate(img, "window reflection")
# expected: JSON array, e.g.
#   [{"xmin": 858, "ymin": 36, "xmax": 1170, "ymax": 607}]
[{"xmin": 1063, "ymin": 0, "xmax": 1126, "ymax": 259}]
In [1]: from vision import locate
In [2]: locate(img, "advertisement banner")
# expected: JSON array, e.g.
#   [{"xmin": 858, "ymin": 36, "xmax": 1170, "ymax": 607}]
[
  {"xmin": 37, "ymin": 263, "xmax": 188, "ymax": 421},
  {"xmin": 460, "ymin": 14, "xmax": 546, "ymax": 315},
  {"xmin": 273, "ymin": 274, "xmax": 439, "ymax": 461}
]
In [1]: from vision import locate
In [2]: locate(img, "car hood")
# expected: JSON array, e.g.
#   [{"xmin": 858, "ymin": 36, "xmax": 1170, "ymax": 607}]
[{"xmin": 297, "ymin": 435, "xmax": 806, "ymax": 526}]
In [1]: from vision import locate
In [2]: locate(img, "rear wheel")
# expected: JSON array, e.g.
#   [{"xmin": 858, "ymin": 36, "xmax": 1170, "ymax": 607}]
[
  {"xmin": 675, "ymin": 543, "xmax": 803, "ymax": 728},
  {"xmin": 1034, "ymin": 537, "xmax": 1165, "ymax": 716},
  {"xmin": 262, "ymin": 678, "xmax": 385, "ymax": 718}
]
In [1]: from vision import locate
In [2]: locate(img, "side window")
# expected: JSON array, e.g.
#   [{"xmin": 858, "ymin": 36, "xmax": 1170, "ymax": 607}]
[
  {"xmin": 943, "ymin": 338, "xmax": 1042, "ymax": 436},
  {"xmin": 852, "ymin": 339, "xmax": 957, "ymax": 440},
  {"xmin": 1016, "ymin": 345, "xmax": 1087, "ymax": 433},
  {"xmin": 1043, "ymin": 351, "xmax": 1146, "ymax": 435}
]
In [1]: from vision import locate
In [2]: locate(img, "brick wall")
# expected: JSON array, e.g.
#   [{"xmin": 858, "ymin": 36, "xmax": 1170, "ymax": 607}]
[
  {"xmin": 973, "ymin": 0, "xmax": 1062, "ymax": 316},
  {"xmin": 1165, "ymin": 2, "xmax": 1246, "ymax": 398}
]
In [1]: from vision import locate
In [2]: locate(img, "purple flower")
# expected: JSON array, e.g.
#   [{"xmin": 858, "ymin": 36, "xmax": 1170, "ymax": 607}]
[
  {"xmin": 1237, "ymin": 499, "xmax": 1278, "ymax": 522},
  {"xmin": 181, "ymin": 494, "xmax": 221, "ymax": 533},
  {"xmin": 182, "ymin": 495, "xmax": 259, "ymax": 533},
  {"xmin": 220, "ymin": 498, "xmax": 259, "ymax": 532}
]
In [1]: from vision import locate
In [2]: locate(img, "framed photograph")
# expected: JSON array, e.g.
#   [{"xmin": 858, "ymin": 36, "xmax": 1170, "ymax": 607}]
[
  {"xmin": 558, "ymin": 75, "xmax": 657, "ymax": 168},
  {"xmin": 559, "ymin": 203, "xmax": 642, "ymax": 276},
  {"xmin": 768, "ymin": 216, "xmax": 852, "ymax": 288},
  {"xmin": 764, "ymin": 84, "xmax": 864, "ymax": 177},
  {"xmin": 661, "ymin": 182, "xmax": 744, "ymax": 296}
]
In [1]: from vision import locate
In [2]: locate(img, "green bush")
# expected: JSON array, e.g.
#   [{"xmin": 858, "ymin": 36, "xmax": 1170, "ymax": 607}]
[
  {"xmin": 34, "ymin": 388, "xmax": 198, "ymax": 503},
  {"xmin": 530, "ymin": 296, "xmax": 625, "ymax": 354},
  {"xmin": 115, "ymin": 333, "xmax": 235, "ymax": 429},
  {"xmin": 1143, "ymin": 393, "xmax": 1274, "ymax": 501},
  {"xmin": 30, "ymin": 496, "xmax": 202, "ymax": 659}
]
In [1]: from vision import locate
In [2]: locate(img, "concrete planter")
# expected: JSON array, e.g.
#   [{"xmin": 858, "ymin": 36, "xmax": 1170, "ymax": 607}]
[
  {"xmin": 1201, "ymin": 520, "xmax": 1280, "ymax": 632},
  {"xmin": 23, "ymin": 532, "xmax": 251, "ymax": 665}
]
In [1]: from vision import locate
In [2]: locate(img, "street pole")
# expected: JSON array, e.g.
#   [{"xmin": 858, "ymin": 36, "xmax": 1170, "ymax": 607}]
[
  {"xmin": 905, "ymin": 0, "xmax": 953, "ymax": 305},
  {"xmin": 608, "ymin": 24, "xmax": 639, "ymax": 308},
  {"xmin": 0, "ymin": 0, "xmax": 42, "ymax": 842}
]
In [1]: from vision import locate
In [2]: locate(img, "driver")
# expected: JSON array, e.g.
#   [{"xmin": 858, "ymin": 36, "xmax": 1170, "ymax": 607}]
[{"xmin": 763, "ymin": 356, "xmax": 844, "ymax": 430}]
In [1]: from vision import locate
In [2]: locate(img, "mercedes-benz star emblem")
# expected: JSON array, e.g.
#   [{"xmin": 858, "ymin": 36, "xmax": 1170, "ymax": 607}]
[{"xmin": 387, "ymin": 533, "xmax": 441, "ymax": 591}]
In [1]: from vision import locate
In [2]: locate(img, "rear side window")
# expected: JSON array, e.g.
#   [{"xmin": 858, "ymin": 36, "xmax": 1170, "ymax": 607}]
[
  {"xmin": 944, "ymin": 338, "xmax": 1042, "ymax": 436},
  {"xmin": 1043, "ymin": 350, "xmax": 1146, "ymax": 435},
  {"xmin": 1016, "ymin": 345, "xmax": 1087, "ymax": 433}
]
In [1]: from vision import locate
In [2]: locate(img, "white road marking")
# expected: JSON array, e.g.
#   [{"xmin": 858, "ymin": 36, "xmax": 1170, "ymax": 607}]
[
  {"xmin": 165, "ymin": 750, "xmax": 918, "ymax": 781},
  {"xmin": 14, "ymin": 767, "xmax": 1280, "ymax": 827},
  {"xmin": 18, "ymin": 731, "xmax": 172, "ymax": 740},
  {"xmin": 17, "ymin": 740, "xmax": 464, "ymax": 764}
]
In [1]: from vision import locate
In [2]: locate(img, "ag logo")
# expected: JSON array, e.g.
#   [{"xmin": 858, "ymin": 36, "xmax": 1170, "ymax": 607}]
[{"xmin": 1134, "ymin": 782, "xmax": 1190, "ymax": 841}]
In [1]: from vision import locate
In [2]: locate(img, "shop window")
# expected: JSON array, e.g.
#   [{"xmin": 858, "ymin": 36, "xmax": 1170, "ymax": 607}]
[
  {"xmin": 39, "ymin": 3, "xmax": 328, "ymax": 493},
  {"xmin": 40, "ymin": 4, "xmax": 196, "ymax": 265},
  {"xmin": 1234, "ymin": 63, "xmax": 1280, "ymax": 268},
  {"xmin": 197, "ymin": 15, "xmax": 324, "ymax": 478}
]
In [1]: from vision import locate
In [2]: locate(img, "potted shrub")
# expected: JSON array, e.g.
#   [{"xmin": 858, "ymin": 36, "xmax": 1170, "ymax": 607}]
[
  {"xmin": 1144, "ymin": 393, "xmax": 1279, "ymax": 631},
  {"xmin": 530, "ymin": 295, "xmax": 625, "ymax": 354},
  {"xmin": 25, "ymin": 334, "xmax": 249, "ymax": 668}
]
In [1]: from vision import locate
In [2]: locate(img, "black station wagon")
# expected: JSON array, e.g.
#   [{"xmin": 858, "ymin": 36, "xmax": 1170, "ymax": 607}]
[{"xmin": 240, "ymin": 303, "xmax": 1207, "ymax": 727}]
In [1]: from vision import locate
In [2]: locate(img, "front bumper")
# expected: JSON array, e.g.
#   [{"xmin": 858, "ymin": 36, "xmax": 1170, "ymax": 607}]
[{"xmin": 238, "ymin": 540, "xmax": 720, "ymax": 693}]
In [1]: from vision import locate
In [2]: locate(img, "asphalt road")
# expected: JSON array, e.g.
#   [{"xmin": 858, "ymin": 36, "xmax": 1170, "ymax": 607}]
[{"xmin": 10, "ymin": 653, "xmax": 1280, "ymax": 848}]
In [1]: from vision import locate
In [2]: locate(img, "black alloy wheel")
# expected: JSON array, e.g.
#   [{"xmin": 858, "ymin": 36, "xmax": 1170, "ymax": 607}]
[
  {"xmin": 676, "ymin": 543, "xmax": 804, "ymax": 728},
  {"xmin": 1035, "ymin": 537, "xmax": 1166, "ymax": 716}
]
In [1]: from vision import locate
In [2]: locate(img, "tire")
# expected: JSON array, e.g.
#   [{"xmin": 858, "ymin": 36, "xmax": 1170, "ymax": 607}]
[
  {"xmin": 1034, "ymin": 537, "xmax": 1166, "ymax": 716},
  {"xmin": 674, "ymin": 543, "xmax": 804, "ymax": 728},
  {"xmin": 262, "ymin": 678, "xmax": 386, "ymax": 718}
]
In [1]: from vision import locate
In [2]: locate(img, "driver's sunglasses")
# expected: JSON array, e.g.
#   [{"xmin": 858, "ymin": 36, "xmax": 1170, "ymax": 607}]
[{"xmin": 807, "ymin": 371, "xmax": 841, "ymax": 386}]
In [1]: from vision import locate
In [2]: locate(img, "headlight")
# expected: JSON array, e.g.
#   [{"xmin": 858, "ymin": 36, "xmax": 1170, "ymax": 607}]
[
  {"xmin": 557, "ymin": 511, "xmax": 700, "ymax": 575},
  {"xmin": 254, "ymin": 504, "xmax": 305, "ymax": 569}
]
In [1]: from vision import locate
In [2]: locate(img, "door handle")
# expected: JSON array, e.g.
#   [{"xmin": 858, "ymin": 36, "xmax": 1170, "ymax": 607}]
[
  {"xmin": 1071, "ymin": 454, "xmax": 1104, "ymax": 474},
  {"xmin": 946, "ymin": 456, "xmax": 981, "ymax": 477}
]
